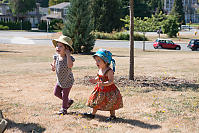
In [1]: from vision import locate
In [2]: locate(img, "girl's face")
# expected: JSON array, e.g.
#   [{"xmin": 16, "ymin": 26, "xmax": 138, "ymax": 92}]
[
  {"xmin": 94, "ymin": 56, "xmax": 107, "ymax": 69},
  {"xmin": 56, "ymin": 42, "xmax": 69, "ymax": 55}
]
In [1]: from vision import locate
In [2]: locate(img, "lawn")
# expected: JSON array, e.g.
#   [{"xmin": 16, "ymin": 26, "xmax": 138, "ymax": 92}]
[{"xmin": 0, "ymin": 42, "xmax": 199, "ymax": 133}]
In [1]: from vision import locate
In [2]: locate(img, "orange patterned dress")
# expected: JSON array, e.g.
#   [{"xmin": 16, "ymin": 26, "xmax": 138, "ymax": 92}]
[{"xmin": 87, "ymin": 70, "xmax": 123, "ymax": 111}]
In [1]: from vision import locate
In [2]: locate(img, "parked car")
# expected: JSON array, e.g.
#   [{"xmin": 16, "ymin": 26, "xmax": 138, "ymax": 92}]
[
  {"xmin": 181, "ymin": 25, "xmax": 193, "ymax": 30},
  {"xmin": 153, "ymin": 39, "xmax": 181, "ymax": 50},
  {"xmin": 187, "ymin": 39, "xmax": 199, "ymax": 51}
]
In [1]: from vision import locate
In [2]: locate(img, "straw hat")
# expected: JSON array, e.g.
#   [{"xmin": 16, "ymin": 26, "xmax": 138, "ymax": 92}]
[{"xmin": 52, "ymin": 35, "xmax": 74, "ymax": 53}]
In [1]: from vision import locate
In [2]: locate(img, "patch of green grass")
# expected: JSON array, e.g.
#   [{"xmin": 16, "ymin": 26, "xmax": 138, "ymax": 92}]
[
  {"xmin": 121, "ymin": 87, "xmax": 154, "ymax": 97},
  {"xmin": 142, "ymin": 110, "xmax": 167, "ymax": 122},
  {"xmin": 82, "ymin": 125, "xmax": 111, "ymax": 133},
  {"xmin": 70, "ymin": 99, "xmax": 87, "ymax": 109},
  {"xmin": 169, "ymin": 128, "xmax": 181, "ymax": 133},
  {"xmin": 67, "ymin": 122, "xmax": 81, "ymax": 128}
]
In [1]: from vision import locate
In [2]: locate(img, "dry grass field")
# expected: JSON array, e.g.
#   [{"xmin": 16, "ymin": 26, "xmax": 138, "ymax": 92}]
[{"xmin": 0, "ymin": 41, "xmax": 199, "ymax": 133}]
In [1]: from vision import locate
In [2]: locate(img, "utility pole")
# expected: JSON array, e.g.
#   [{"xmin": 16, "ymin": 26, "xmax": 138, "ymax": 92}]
[
  {"xmin": 47, "ymin": 19, "xmax": 49, "ymax": 33},
  {"xmin": 129, "ymin": 0, "xmax": 134, "ymax": 80},
  {"xmin": 20, "ymin": 20, "xmax": 22, "ymax": 30}
]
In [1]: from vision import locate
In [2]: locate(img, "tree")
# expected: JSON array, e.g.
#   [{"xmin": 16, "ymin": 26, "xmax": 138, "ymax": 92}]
[
  {"xmin": 155, "ymin": 0, "xmax": 164, "ymax": 14},
  {"xmin": 90, "ymin": 0, "xmax": 123, "ymax": 33},
  {"xmin": 9, "ymin": 0, "xmax": 36, "ymax": 20},
  {"xmin": 134, "ymin": 0, "xmax": 151, "ymax": 18},
  {"xmin": 170, "ymin": 0, "xmax": 185, "ymax": 24},
  {"xmin": 36, "ymin": 0, "xmax": 49, "ymax": 7},
  {"xmin": 62, "ymin": 0, "xmax": 95, "ymax": 54},
  {"xmin": 49, "ymin": 0, "xmax": 69, "ymax": 6},
  {"xmin": 129, "ymin": 0, "xmax": 134, "ymax": 80},
  {"xmin": 162, "ymin": 15, "xmax": 179, "ymax": 37},
  {"xmin": 134, "ymin": 17, "xmax": 151, "ymax": 51}
]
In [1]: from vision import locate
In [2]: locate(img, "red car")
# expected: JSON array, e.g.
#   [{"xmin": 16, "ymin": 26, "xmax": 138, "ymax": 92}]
[{"xmin": 153, "ymin": 39, "xmax": 181, "ymax": 50}]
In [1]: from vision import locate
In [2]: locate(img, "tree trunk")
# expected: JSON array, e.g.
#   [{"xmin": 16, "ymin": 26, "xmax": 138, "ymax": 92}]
[{"xmin": 129, "ymin": 0, "xmax": 134, "ymax": 80}]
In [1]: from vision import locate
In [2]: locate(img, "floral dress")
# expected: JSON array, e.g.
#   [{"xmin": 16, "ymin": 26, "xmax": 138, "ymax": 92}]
[{"xmin": 87, "ymin": 69, "xmax": 123, "ymax": 111}]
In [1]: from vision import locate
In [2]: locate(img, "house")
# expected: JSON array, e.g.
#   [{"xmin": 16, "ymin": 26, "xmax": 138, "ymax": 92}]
[
  {"xmin": 41, "ymin": 2, "xmax": 70, "ymax": 21},
  {"xmin": 164, "ymin": 0, "xmax": 199, "ymax": 23},
  {"xmin": 0, "ymin": 3, "xmax": 41, "ymax": 28},
  {"xmin": 25, "ymin": 3, "xmax": 41, "ymax": 28},
  {"xmin": 0, "ymin": 3, "xmax": 13, "ymax": 22}
]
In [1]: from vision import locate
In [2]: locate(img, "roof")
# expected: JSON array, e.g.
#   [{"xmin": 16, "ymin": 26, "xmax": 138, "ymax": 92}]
[
  {"xmin": 49, "ymin": 2, "xmax": 70, "ymax": 9},
  {"xmin": 41, "ymin": 14, "xmax": 62, "ymax": 20},
  {"xmin": 156, "ymin": 38, "xmax": 172, "ymax": 40}
]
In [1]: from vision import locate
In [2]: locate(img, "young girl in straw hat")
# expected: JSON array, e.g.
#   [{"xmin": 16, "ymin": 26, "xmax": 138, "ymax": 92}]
[
  {"xmin": 83, "ymin": 49, "xmax": 123, "ymax": 121},
  {"xmin": 51, "ymin": 35, "xmax": 75, "ymax": 115}
]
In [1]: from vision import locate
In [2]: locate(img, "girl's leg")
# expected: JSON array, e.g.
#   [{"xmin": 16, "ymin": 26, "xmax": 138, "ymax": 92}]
[
  {"xmin": 92, "ymin": 108, "xmax": 97, "ymax": 115},
  {"xmin": 62, "ymin": 87, "xmax": 72, "ymax": 109},
  {"xmin": 105, "ymin": 110, "xmax": 116, "ymax": 121},
  {"xmin": 54, "ymin": 84, "xmax": 62, "ymax": 100},
  {"xmin": 83, "ymin": 108, "xmax": 97, "ymax": 119},
  {"xmin": 110, "ymin": 110, "xmax": 115, "ymax": 117}
]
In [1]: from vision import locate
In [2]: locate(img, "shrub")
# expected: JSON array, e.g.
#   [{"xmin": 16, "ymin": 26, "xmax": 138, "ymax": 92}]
[
  {"xmin": 162, "ymin": 15, "xmax": 179, "ymax": 37},
  {"xmin": 38, "ymin": 20, "xmax": 47, "ymax": 31},
  {"xmin": 0, "ymin": 21, "xmax": 31, "ymax": 30},
  {"xmin": 0, "ymin": 25, "xmax": 9, "ymax": 30},
  {"xmin": 94, "ymin": 32, "xmax": 148, "ymax": 41}
]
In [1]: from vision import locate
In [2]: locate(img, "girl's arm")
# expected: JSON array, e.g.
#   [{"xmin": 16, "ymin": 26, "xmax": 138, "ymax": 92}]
[
  {"xmin": 66, "ymin": 49, "xmax": 73, "ymax": 68},
  {"xmin": 89, "ymin": 76, "xmax": 99, "ymax": 84},
  {"xmin": 51, "ymin": 60, "xmax": 56, "ymax": 71},
  {"xmin": 100, "ymin": 70, "xmax": 114, "ymax": 86}
]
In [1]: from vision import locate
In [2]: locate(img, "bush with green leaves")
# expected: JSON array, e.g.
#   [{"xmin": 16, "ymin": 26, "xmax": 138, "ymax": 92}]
[
  {"xmin": 0, "ymin": 21, "xmax": 31, "ymax": 30},
  {"xmin": 162, "ymin": 15, "xmax": 179, "ymax": 37},
  {"xmin": 38, "ymin": 19, "xmax": 63, "ymax": 31},
  {"xmin": 0, "ymin": 25, "xmax": 9, "ymax": 30},
  {"xmin": 121, "ymin": 11, "xmax": 167, "ymax": 32},
  {"xmin": 38, "ymin": 20, "xmax": 47, "ymax": 31},
  {"xmin": 94, "ymin": 32, "xmax": 147, "ymax": 41}
]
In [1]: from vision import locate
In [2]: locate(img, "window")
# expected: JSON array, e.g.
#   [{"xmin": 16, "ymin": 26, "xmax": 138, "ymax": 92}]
[
  {"xmin": 0, "ymin": 8, "xmax": 2, "ymax": 15},
  {"xmin": 54, "ymin": 9, "xmax": 58, "ymax": 14},
  {"xmin": 63, "ymin": 8, "xmax": 68, "ymax": 15}
]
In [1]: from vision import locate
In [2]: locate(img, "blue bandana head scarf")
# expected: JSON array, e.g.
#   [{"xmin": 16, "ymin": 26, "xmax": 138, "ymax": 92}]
[{"xmin": 93, "ymin": 49, "xmax": 116, "ymax": 72}]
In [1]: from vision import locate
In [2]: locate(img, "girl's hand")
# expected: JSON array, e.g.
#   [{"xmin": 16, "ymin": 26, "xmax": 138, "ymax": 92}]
[
  {"xmin": 51, "ymin": 64, "xmax": 56, "ymax": 71},
  {"xmin": 97, "ymin": 81, "xmax": 103, "ymax": 87},
  {"xmin": 89, "ymin": 78, "xmax": 96, "ymax": 84},
  {"xmin": 65, "ymin": 49, "xmax": 71, "ymax": 56}
]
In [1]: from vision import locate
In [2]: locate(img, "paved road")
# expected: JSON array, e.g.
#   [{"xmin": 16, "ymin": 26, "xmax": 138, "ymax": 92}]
[{"xmin": 0, "ymin": 31, "xmax": 191, "ymax": 51}]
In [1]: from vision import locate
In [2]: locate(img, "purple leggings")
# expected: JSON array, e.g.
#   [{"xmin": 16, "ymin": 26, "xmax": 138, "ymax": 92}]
[{"xmin": 54, "ymin": 84, "xmax": 72, "ymax": 109}]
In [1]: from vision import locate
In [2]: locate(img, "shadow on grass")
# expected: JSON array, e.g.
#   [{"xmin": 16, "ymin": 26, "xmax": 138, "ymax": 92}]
[
  {"xmin": 0, "ymin": 50, "xmax": 22, "ymax": 53},
  {"xmin": 68, "ymin": 112, "xmax": 161, "ymax": 130},
  {"xmin": 95, "ymin": 114, "xmax": 161, "ymax": 129},
  {"xmin": 5, "ymin": 119, "xmax": 46, "ymax": 133}
]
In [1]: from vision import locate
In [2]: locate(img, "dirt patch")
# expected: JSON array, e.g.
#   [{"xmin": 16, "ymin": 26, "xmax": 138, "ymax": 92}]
[{"xmin": 76, "ymin": 76, "xmax": 199, "ymax": 91}]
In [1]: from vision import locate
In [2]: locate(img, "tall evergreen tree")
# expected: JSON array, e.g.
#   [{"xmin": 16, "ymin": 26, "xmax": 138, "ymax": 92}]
[
  {"xmin": 90, "ymin": 0, "xmax": 123, "ymax": 33},
  {"xmin": 170, "ymin": 0, "xmax": 185, "ymax": 24},
  {"xmin": 62, "ymin": 0, "xmax": 95, "ymax": 54}
]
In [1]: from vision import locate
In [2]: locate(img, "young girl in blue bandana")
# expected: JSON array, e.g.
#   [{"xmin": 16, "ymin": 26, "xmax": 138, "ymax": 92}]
[{"xmin": 83, "ymin": 49, "xmax": 123, "ymax": 121}]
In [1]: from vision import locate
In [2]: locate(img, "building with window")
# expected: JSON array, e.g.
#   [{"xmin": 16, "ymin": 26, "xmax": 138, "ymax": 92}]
[
  {"xmin": 0, "ymin": 3, "xmax": 13, "ymax": 22},
  {"xmin": 164, "ymin": 0, "xmax": 199, "ymax": 23},
  {"xmin": 41, "ymin": 2, "xmax": 70, "ymax": 21},
  {"xmin": 0, "ymin": 3, "xmax": 41, "ymax": 28}
]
